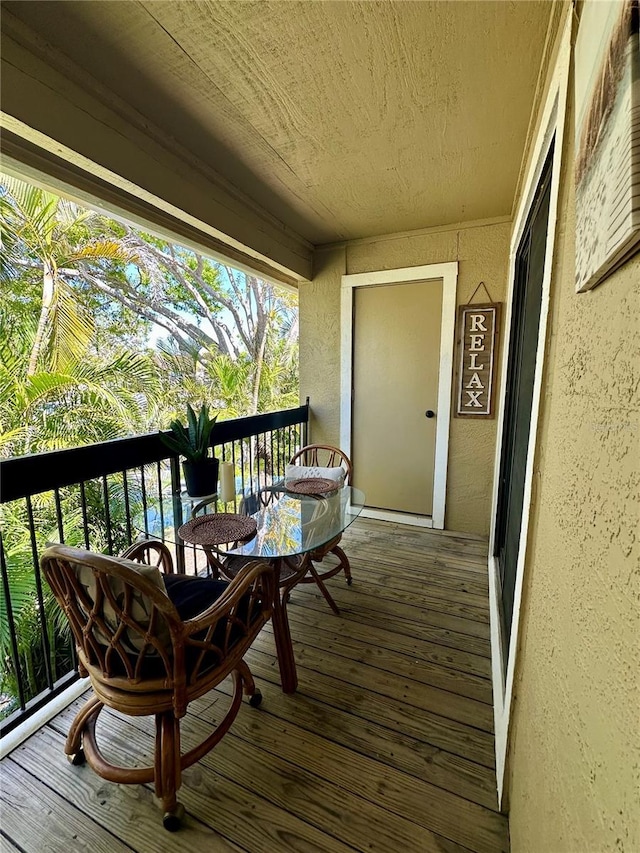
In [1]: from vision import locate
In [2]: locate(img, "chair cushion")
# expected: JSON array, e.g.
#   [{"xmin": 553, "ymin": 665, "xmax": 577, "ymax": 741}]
[
  {"xmin": 163, "ymin": 574, "xmax": 229, "ymax": 620},
  {"xmin": 285, "ymin": 464, "xmax": 345, "ymax": 486},
  {"xmin": 72, "ymin": 556, "xmax": 171, "ymax": 656}
]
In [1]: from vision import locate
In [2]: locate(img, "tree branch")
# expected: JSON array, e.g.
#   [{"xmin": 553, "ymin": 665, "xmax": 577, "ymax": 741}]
[{"xmin": 84, "ymin": 273, "xmax": 213, "ymax": 351}]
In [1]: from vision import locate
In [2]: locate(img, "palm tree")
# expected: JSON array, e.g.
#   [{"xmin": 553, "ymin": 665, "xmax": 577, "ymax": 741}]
[
  {"xmin": 0, "ymin": 175, "xmax": 135, "ymax": 376},
  {"xmin": 0, "ymin": 176, "xmax": 160, "ymax": 456},
  {"xmin": 0, "ymin": 343, "xmax": 159, "ymax": 456}
]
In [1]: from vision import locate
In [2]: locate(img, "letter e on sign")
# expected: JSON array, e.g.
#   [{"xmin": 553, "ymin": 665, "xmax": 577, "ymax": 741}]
[{"xmin": 455, "ymin": 303, "xmax": 501, "ymax": 418}]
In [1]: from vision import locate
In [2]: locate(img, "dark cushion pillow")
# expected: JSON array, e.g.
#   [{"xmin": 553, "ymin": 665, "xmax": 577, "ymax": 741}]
[{"xmin": 163, "ymin": 574, "xmax": 229, "ymax": 620}]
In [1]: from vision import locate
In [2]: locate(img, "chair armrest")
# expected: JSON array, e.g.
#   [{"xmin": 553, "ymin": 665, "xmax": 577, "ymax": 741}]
[{"xmin": 171, "ymin": 560, "xmax": 274, "ymax": 707}]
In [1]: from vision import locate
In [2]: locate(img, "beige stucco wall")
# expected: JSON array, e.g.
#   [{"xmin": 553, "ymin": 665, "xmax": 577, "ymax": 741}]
[
  {"xmin": 299, "ymin": 219, "xmax": 511, "ymax": 535},
  {"xmin": 506, "ymin": 21, "xmax": 640, "ymax": 853}
]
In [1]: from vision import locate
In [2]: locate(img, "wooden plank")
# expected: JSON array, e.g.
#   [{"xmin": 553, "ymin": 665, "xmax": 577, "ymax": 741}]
[
  {"xmin": 307, "ymin": 567, "xmax": 490, "ymax": 617},
  {"xmin": 289, "ymin": 589, "xmax": 492, "ymax": 658},
  {"xmin": 283, "ymin": 601, "xmax": 492, "ymax": 678},
  {"xmin": 261, "ymin": 614, "xmax": 493, "ymax": 703},
  {"xmin": 214, "ymin": 709, "xmax": 508, "ymax": 853},
  {"xmin": 198, "ymin": 718, "xmax": 507, "ymax": 853},
  {"xmin": 344, "ymin": 521, "xmax": 489, "ymax": 555},
  {"xmin": 338, "ymin": 576, "xmax": 489, "ymax": 623},
  {"xmin": 213, "ymin": 678, "xmax": 501, "ymax": 811},
  {"xmin": 343, "ymin": 547, "xmax": 490, "ymax": 575},
  {"xmin": 64, "ymin": 706, "xmax": 409, "ymax": 853},
  {"xmin": 91, "ymin": 706, "xmax": 479, "ymax": 853},
  {"xmin": 0, "ymin": 515, "xmax": 504, "ymax": 853},
  {"xmin": 359, "ymin": 564, "xmax": 489, "ymax": 593},
  {"xmin": 360, "ymin": 563, "xmax": 490, "ymax": 597},
  {"xmin": 289, "ymin": 607, "xmax": 491, "ymax": 684},
  {"xmin": 348, "ymin": 525, "xmax": 489, "ymax": 550},
  {"xmin": 10, "ymin": 723, "xmax": 245, "ymax": 852},
  {"xmin": 244, "ymin": 647, "xmax": 496, "ymax": 767},
  {"xmin": 0, "ymin": 834, "xmax": 22, "ymax": 852},
  {"xmin": 291, "ymin": 582, "xmax": 491, "ymax": 639},
  {"xmin": 346, "ymin": 516, "xmax": 489, "ymax": 540},
  {"xmin": 344, "ymin": 534, "xmax": 491, "ymax": 569},
  {"xmin": 345, "ymin": 550, "xmax": 490, "ymax": 595},
  {"xmin": 316, "ymin": 554, "xmax": 490, "ymax": 598},
  {"xmin": 55, "ymin": 680, "xmax": 499, "ymax": 816},
  {"xmin": 0, "ymin": 758, "xmax": 132, "ymax": 853},
  {"xmin": 268, "ymin": 637, "xmax": 494, "ymax": 730}
]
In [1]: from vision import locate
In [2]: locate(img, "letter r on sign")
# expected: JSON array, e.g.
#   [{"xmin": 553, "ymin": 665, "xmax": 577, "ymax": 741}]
[{"xmin": 470, "ymin": 314, "xmax": 488, "ymax": 332}]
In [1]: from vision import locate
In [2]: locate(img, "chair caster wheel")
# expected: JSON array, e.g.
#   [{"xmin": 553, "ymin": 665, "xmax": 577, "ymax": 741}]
[
  {"xmin": 346, "ymin": 578, "xmax": 353, "ymax": 586},
  {"xmin": 163, "ymin": 802, "xmax": 185, "ymax": 831},
  {"xmin": 67, "ymin": 749, "xmax": 86, "ymax": 766},
  {"xmin": 249, "ymin": 690, "xmax": 262, "ymax": 708}
]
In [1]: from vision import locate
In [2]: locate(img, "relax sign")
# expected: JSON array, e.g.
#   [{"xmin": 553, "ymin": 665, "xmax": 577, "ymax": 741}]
[{"xmin": 455, "ymin": 304, "xmax": 501, "ymax": 418}]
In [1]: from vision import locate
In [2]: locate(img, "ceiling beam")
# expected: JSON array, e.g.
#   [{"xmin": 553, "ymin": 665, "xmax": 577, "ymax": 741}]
[{"xmin": 0, "ymin": 12, "xmax": 312, "ymax": 283}]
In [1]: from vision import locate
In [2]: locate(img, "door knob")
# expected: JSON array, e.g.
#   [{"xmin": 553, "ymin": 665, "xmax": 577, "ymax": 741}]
[{"xmin": 425, "ymin": 410, "xmax": 435, "ymax": 419}]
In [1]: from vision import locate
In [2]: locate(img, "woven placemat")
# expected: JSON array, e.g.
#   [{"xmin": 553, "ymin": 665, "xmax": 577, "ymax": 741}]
[
  {"xmin": 285, "ymin": 477, "xmax": 338, "ymax": 495},
  {"xmin": 178, "ymin": 513, "xmax": 257, "ymax": 546}
]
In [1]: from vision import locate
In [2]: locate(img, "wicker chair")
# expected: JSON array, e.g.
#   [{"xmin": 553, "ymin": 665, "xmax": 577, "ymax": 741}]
[
  {"xmin": 286, "ymin": 444, "xmax": 353, "ymax": 615},
  {"xmin": 41, "ymin": 541, "xmax": 274, "ymax": 831}
]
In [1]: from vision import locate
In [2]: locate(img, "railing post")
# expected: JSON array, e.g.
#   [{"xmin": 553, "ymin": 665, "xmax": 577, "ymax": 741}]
[
  {"xmin": 169, "ymin": 456, "xmax": 186, "ymax": 574},
  {"xmin": 304, "ymin": 396, "xmax": 310, "ymax": 447},
  {"xmin": 0, "ymin": 531, "xmax": 26, "ymax": 711},
  {"xmin": 25, "ymin": 497, "xmax": 54, "ymax": 692}
]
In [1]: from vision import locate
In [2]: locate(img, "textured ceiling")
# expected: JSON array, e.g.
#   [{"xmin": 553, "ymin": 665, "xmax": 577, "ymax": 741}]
[{"xmin": 3, "ymin": 0, "xmax": 552, "ymax": 245}]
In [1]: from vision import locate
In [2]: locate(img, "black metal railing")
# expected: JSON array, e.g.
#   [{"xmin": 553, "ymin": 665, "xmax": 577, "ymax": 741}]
[{"xmin": 0, "ymin": 403, "xmax": 309, "ymax": 736}]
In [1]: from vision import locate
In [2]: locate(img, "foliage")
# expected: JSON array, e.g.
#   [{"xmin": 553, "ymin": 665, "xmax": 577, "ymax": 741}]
[
  {"xmin": 1, "ymin": 174, "xmax": 299, "ymax": 441},
  {"xmin": 0, "ymin": 346, "xmax": 159, "ymax": 456},
  {"xmin": 0, "ymin": 177, "xmax": 160, "ymax": 456},
  {"xmin": 160, "ymin": 402, "xmax": 218, "ymax": 462},
  {"xmin": 0, "ymin": 176, "xmax": 141, "ymax": 374}
]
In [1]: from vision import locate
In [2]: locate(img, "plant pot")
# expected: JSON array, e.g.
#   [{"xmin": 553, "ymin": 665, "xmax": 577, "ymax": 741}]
[{"xmin": 182, "ymin": 458, "xmax": 219, "ymax": 498}]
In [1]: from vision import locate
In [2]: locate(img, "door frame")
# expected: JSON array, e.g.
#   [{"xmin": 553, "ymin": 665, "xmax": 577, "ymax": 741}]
[
  {"xmin": 340, "ymin": 262, "xmax": 458, "ymax": 530},
  {"xmin": 487, "ymin": 17, "xmax": 571, "ymax": 808}
]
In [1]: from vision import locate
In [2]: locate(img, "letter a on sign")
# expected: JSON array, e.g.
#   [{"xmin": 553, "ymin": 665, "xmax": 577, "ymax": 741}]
[{"xmin": 455, "ymin": 303, "xmax": 501, "ymax": 418}]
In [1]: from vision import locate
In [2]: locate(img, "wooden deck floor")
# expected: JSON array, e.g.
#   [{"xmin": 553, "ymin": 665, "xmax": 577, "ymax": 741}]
[{"xmin": 0, "ymin": 517, "xmax": 507, "ymax": 853}]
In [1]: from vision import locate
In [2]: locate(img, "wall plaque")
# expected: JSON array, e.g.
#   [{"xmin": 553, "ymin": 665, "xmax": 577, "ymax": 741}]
[{"xmin": 455, "ymin": 303, "xmax": 501, "ymax": 418}]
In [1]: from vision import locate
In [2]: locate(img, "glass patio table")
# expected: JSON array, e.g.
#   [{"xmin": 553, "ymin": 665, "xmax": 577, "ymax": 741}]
[{"xmin": 139, "ymin": 484, "xmax": 365, "ymax": 693}]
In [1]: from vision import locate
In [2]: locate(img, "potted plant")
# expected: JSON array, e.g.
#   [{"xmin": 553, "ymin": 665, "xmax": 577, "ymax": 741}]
[{"xmin": 160, "ymin": 403, "xmax": 219, "ymax": 497}]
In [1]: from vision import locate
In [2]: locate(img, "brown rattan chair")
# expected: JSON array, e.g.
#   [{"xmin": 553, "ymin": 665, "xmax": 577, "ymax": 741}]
[
  {"xmin": 286, "ymin": 444, "xmax": 353, "ymax": 615},
  {"xmin": 41, "ymin": 541, "xmax": 274, "ymax": 831}
]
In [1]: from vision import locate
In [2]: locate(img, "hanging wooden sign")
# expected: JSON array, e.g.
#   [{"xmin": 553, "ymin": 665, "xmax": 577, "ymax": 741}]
[{"xmin": 455, "ymin": 302, "xmax": 501, "ymax": 418}]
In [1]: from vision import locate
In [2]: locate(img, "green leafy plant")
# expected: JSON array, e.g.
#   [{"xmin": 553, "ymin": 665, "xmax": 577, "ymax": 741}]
[{"xmin": 160, "ymin": 403, "xmax": 218, "ymax": 462}]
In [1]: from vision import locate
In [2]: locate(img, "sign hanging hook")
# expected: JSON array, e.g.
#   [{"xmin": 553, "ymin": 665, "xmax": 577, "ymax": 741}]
[{"xmin": 465, "ymin": 281, "xmax": 495, "ymax": 305}]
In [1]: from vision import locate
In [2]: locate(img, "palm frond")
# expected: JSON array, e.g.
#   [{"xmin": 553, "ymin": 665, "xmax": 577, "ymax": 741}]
[
  {"xmin": 65, "ymin": 240, "xmax": 138, "ymax": 265},
  {"xmin": 47, "ymin": 280, "xmax": 95, "ymax": 371},
  {"xmin": 1, "ymin": 176, "xmax": 59, "ymax": 251}
]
